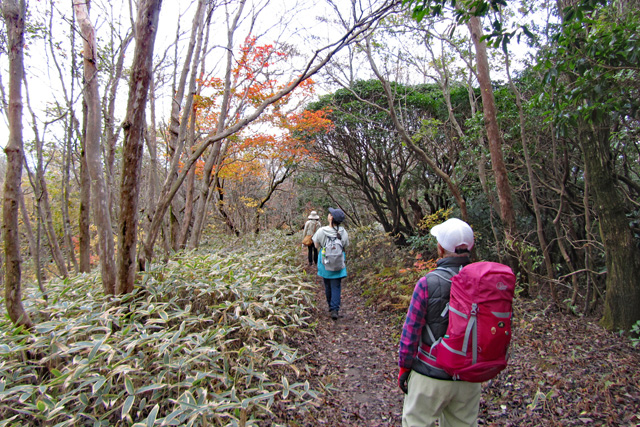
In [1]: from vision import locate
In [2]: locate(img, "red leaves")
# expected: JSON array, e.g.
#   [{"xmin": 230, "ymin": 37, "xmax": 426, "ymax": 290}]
[{"xmin": 190, "ymin": 35, "xmax": 334, "ymax": 184}]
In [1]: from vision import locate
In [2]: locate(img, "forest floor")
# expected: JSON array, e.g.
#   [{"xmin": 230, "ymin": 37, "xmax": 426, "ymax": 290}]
[{"xmin": 274, "ymin": 258, "xmax": 640, "ymax": 427}]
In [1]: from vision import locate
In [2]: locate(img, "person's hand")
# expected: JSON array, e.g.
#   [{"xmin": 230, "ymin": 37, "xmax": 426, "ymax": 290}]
[{"xmin": 398, "ymin": 367, "xmax": 410, "ymax": 394}]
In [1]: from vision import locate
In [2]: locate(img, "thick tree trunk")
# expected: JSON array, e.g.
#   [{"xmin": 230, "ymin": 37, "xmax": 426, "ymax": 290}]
[
  {"xmin": 2, "ymin": 0, "xmax": 33, "ymax": 329},
  {"xmin": 74, "ymin": 0, "xmax": 116, "ymax": 294},
  {"xmin": 139, "ymin": 76, "xmax": 159, "ymax": 268},
  {"xmin": 117, "ymin": 0, "xmax": 163, "ymax": 294},
  {"xmin": 581, "ymin": 123, "xmax": 640, "ymax": 331}
]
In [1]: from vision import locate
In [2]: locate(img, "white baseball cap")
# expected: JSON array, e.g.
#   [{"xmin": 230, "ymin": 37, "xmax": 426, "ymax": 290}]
[{"xmin": 430, "ymin": 218, "xmax": 474, "ymax": 253}]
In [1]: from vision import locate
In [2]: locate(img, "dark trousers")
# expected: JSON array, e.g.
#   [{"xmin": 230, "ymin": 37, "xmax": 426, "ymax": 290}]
[
  {"xmin": 307, "ymin": 245, "xmax": 318, "ymax": 265},
  {"xmin": 323, "ymin": 277, "xmax": 342, "ymax": 311}
]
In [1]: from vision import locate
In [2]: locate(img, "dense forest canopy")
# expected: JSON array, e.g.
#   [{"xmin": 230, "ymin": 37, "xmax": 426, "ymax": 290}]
[{"xmin": 0, "ymin": 0, "xmax": 638, "ymax": 340}]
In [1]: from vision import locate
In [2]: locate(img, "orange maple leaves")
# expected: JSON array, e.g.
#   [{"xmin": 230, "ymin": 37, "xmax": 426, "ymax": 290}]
[{"xmin": 190, "ymin": 35, "xmax": 333, "ymax": 183}]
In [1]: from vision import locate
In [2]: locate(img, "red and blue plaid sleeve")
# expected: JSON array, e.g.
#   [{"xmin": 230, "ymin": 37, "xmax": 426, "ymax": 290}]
[{"xmin": 398, "ymin": 275, "xmax": 429, "ymax": 369}]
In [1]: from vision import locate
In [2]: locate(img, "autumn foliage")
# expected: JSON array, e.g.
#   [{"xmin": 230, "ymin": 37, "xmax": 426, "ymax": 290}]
[{"xmin": 191, "ymin": 36, "xmax": 332, "ymax": 182}]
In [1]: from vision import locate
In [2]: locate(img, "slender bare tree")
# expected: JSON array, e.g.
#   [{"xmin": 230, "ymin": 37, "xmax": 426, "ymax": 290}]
[
  {"xmin": 78, "ymin": 101, "xmax": 92, "ymax": 273},
  {"xmin": 74, "ymin": 0, "xmax": 117, "ymax": 294},
  {"xmin": 364, "ymin": 35, "xmax": 469, "ymax": 222},
  {"xmin": 466, "ymin": 15, "xmax": 517, "ymax": 239},
  {"xmin": 189, "ymin": 0, "xmax": 245, "ymax": 248},
  {"xmin": 2, "ymin": 0, "xmax": 33, "ymax": 329}
]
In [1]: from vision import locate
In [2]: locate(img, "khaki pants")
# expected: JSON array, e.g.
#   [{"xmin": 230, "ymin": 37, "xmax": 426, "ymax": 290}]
[{"xmin": 402, "ymin": 371, "xmax": 481, "ymax": 427}]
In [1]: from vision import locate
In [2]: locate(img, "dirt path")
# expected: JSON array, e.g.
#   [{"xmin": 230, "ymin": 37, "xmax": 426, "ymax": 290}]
[
  {"xmin": 283, "ymin": 260, "xmax": 640, "ymax": 427},
  {"xmin": 297, "ymin": 265, "xmax": 404, "ymax": 426}
]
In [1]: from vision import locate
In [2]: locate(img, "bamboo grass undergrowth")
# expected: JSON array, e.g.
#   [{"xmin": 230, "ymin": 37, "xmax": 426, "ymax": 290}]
[{"xmin": 0, "ymin": 231, "xmax": 319, "ymax": 426}]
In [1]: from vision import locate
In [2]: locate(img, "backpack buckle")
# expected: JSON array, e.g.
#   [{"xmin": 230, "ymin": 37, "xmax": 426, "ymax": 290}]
[{"xmin": 471, "ymin": 303, "xmax": 478, "ymax": 316}]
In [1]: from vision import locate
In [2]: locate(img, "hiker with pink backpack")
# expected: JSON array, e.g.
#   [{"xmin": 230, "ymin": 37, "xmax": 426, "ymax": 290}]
[{"xmin": 398, "ymin": 218, "xmax": 516, "ymax": 427}]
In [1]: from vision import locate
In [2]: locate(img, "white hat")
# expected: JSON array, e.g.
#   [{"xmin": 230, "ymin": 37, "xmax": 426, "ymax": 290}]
[
  {"xmin": 308, "ymin": 211, "xmax": 319, "ymax": 220},
  {"xmin": 430, "ymin": 218, "xmax": 474, "ymax": 253}
]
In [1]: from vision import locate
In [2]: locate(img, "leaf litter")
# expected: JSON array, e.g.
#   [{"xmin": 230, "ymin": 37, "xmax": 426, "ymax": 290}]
[{"xmin": 279, "ymin": 256, "xmax": 640, "ymax": 427}]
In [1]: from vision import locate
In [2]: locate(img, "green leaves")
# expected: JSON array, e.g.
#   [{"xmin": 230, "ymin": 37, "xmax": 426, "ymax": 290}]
[
  {"xmin": 542, "ymin": 0, "xmax": 640, "ymax": 131},
  {"xmin": 0, "ymin": 231, "xmax": 319, "ymax": 425}
]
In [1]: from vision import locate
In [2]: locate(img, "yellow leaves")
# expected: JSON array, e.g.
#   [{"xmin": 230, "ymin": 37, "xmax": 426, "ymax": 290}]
[
  {"xmin": 417, "ymin": 207, "xmax": 453, "ymax": 231},
  {"xmin": 240, "ymin": 196, "xmax": 259, "ymax": 208}
]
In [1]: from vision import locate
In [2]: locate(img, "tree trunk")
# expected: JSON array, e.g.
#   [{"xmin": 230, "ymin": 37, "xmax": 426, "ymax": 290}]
[
  {"xmin": 62, "ymin": 120, "xmax": 79, "ymax": 274},
  {"xmin": 19, "ymin": 190, "xmax": 46, "ymax": 297},
  {"xmin": 74, "ymin": 0, "xmax": 116, "ymax": 294},
  {"xmin": 177, "ymin": 111, "xmax": 198, "ymax": 248},
  {"xmin": 2, "ymin": 0, "xmax": 33, "ymax": 329},
  {"xmin": 581, "ymin": 122, "xmax": 640, "ymax": 331},
  {"xmin": 36, "ymin": 145, "xmax": 69, "ymax": 278},
  {"xmin": 190, "ymin": 1, "xmax": 243, "ymax": 248},
  {"xmin": 116, "ymin": 0, "xmax": 163, "ymax": 294},
  {"xmin": 104, "ymin": 31, "xmax": 133, "ymax": 219},
  {"xmin": 215, "ymin": 179, "xmax": 240, "ymax": 236},
  {"xmin": 139, "ymin": 75, "xmax": 159, "ymax": 268},
  {"xmin": 466, "ymin": 15, "xmax": 517, "ymax": 238},
  {"xmin": 465, "ymin": 61, "xmax": 502, "ymax": 256},
  {"xmin": 62, "ymin": 16, "xmax": 79, "ymax": 275},
  {"xmin": 79, "ymin": 101, "xmax": 92, "ymax": 273}
]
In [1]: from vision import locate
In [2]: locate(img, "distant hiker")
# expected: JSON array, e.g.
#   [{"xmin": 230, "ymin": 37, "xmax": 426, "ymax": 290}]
[
  {"xmin": 398, "ymin": 218, "xmax": 479, "ymax": 427},
  {"xmin": 313, "ymin": 207, "xmax": 349, "ymax": 320},
  {"xmin": 303, "ymin": 211, "xmax": 322, "ymax": 266}
]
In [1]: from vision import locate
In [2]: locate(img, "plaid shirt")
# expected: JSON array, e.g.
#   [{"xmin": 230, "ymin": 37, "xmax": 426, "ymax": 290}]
[{"xmin": 398, "ymin": 256, "xmax": 471, "ymax": 369}]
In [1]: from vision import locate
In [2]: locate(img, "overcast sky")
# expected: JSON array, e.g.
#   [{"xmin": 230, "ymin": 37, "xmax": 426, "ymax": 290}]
[
  {"xmin": 0, "ymin": 0, "xmax": 366, "ymax": 147},
  {"xmin": 0, "ymin": 0, "xmax": 540, "ymax": 152}
]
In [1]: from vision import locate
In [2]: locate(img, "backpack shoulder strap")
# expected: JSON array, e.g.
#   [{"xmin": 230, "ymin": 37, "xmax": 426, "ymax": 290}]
[
  {"xmin": 429, "ymin": 266, "xmax": 459, "ymax": 283},
  {"xmin": 323, "ymin": 235, "xmax": 336, "ymax": 248},
  {"xmin": 425, "ymin": 266, "xmax": 463, "ymax": 327}
]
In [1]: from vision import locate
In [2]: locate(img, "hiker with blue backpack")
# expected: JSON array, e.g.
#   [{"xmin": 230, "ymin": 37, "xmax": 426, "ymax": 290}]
[
  {"xmin": 312, "ymin": 207, "xmax": 350, "ymax": 320},
  {"xmin": 398, "ymin": 218, "xmax": 516, "ymax": 427}
]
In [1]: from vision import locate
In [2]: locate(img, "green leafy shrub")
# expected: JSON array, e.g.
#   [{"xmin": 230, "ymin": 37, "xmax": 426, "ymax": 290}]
[
  {"xmin": 0, "ymin": 232, "xmax": 319, "ymax": 426},
  {"xmin": 347, "ymin": 225, "xmax": 437, "ymax": 327},
  {"xmin": 406, "ymin": 208, "xmax": 452, "ymax": 255}
]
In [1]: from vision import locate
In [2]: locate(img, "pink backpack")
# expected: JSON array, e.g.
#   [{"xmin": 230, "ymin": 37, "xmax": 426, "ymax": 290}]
[{"xmin": 424, "ymin": 262, "xmax": 516, "ymax": 382}]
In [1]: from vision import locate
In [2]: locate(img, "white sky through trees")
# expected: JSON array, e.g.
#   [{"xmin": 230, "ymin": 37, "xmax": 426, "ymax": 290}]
[
  {"xmin": 0, "ymin": 0, "xmax": 356, "ymax": 149},
  {"xmin": 0, "ymin": 0, "xmax": 541, "ymax": 153}
]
